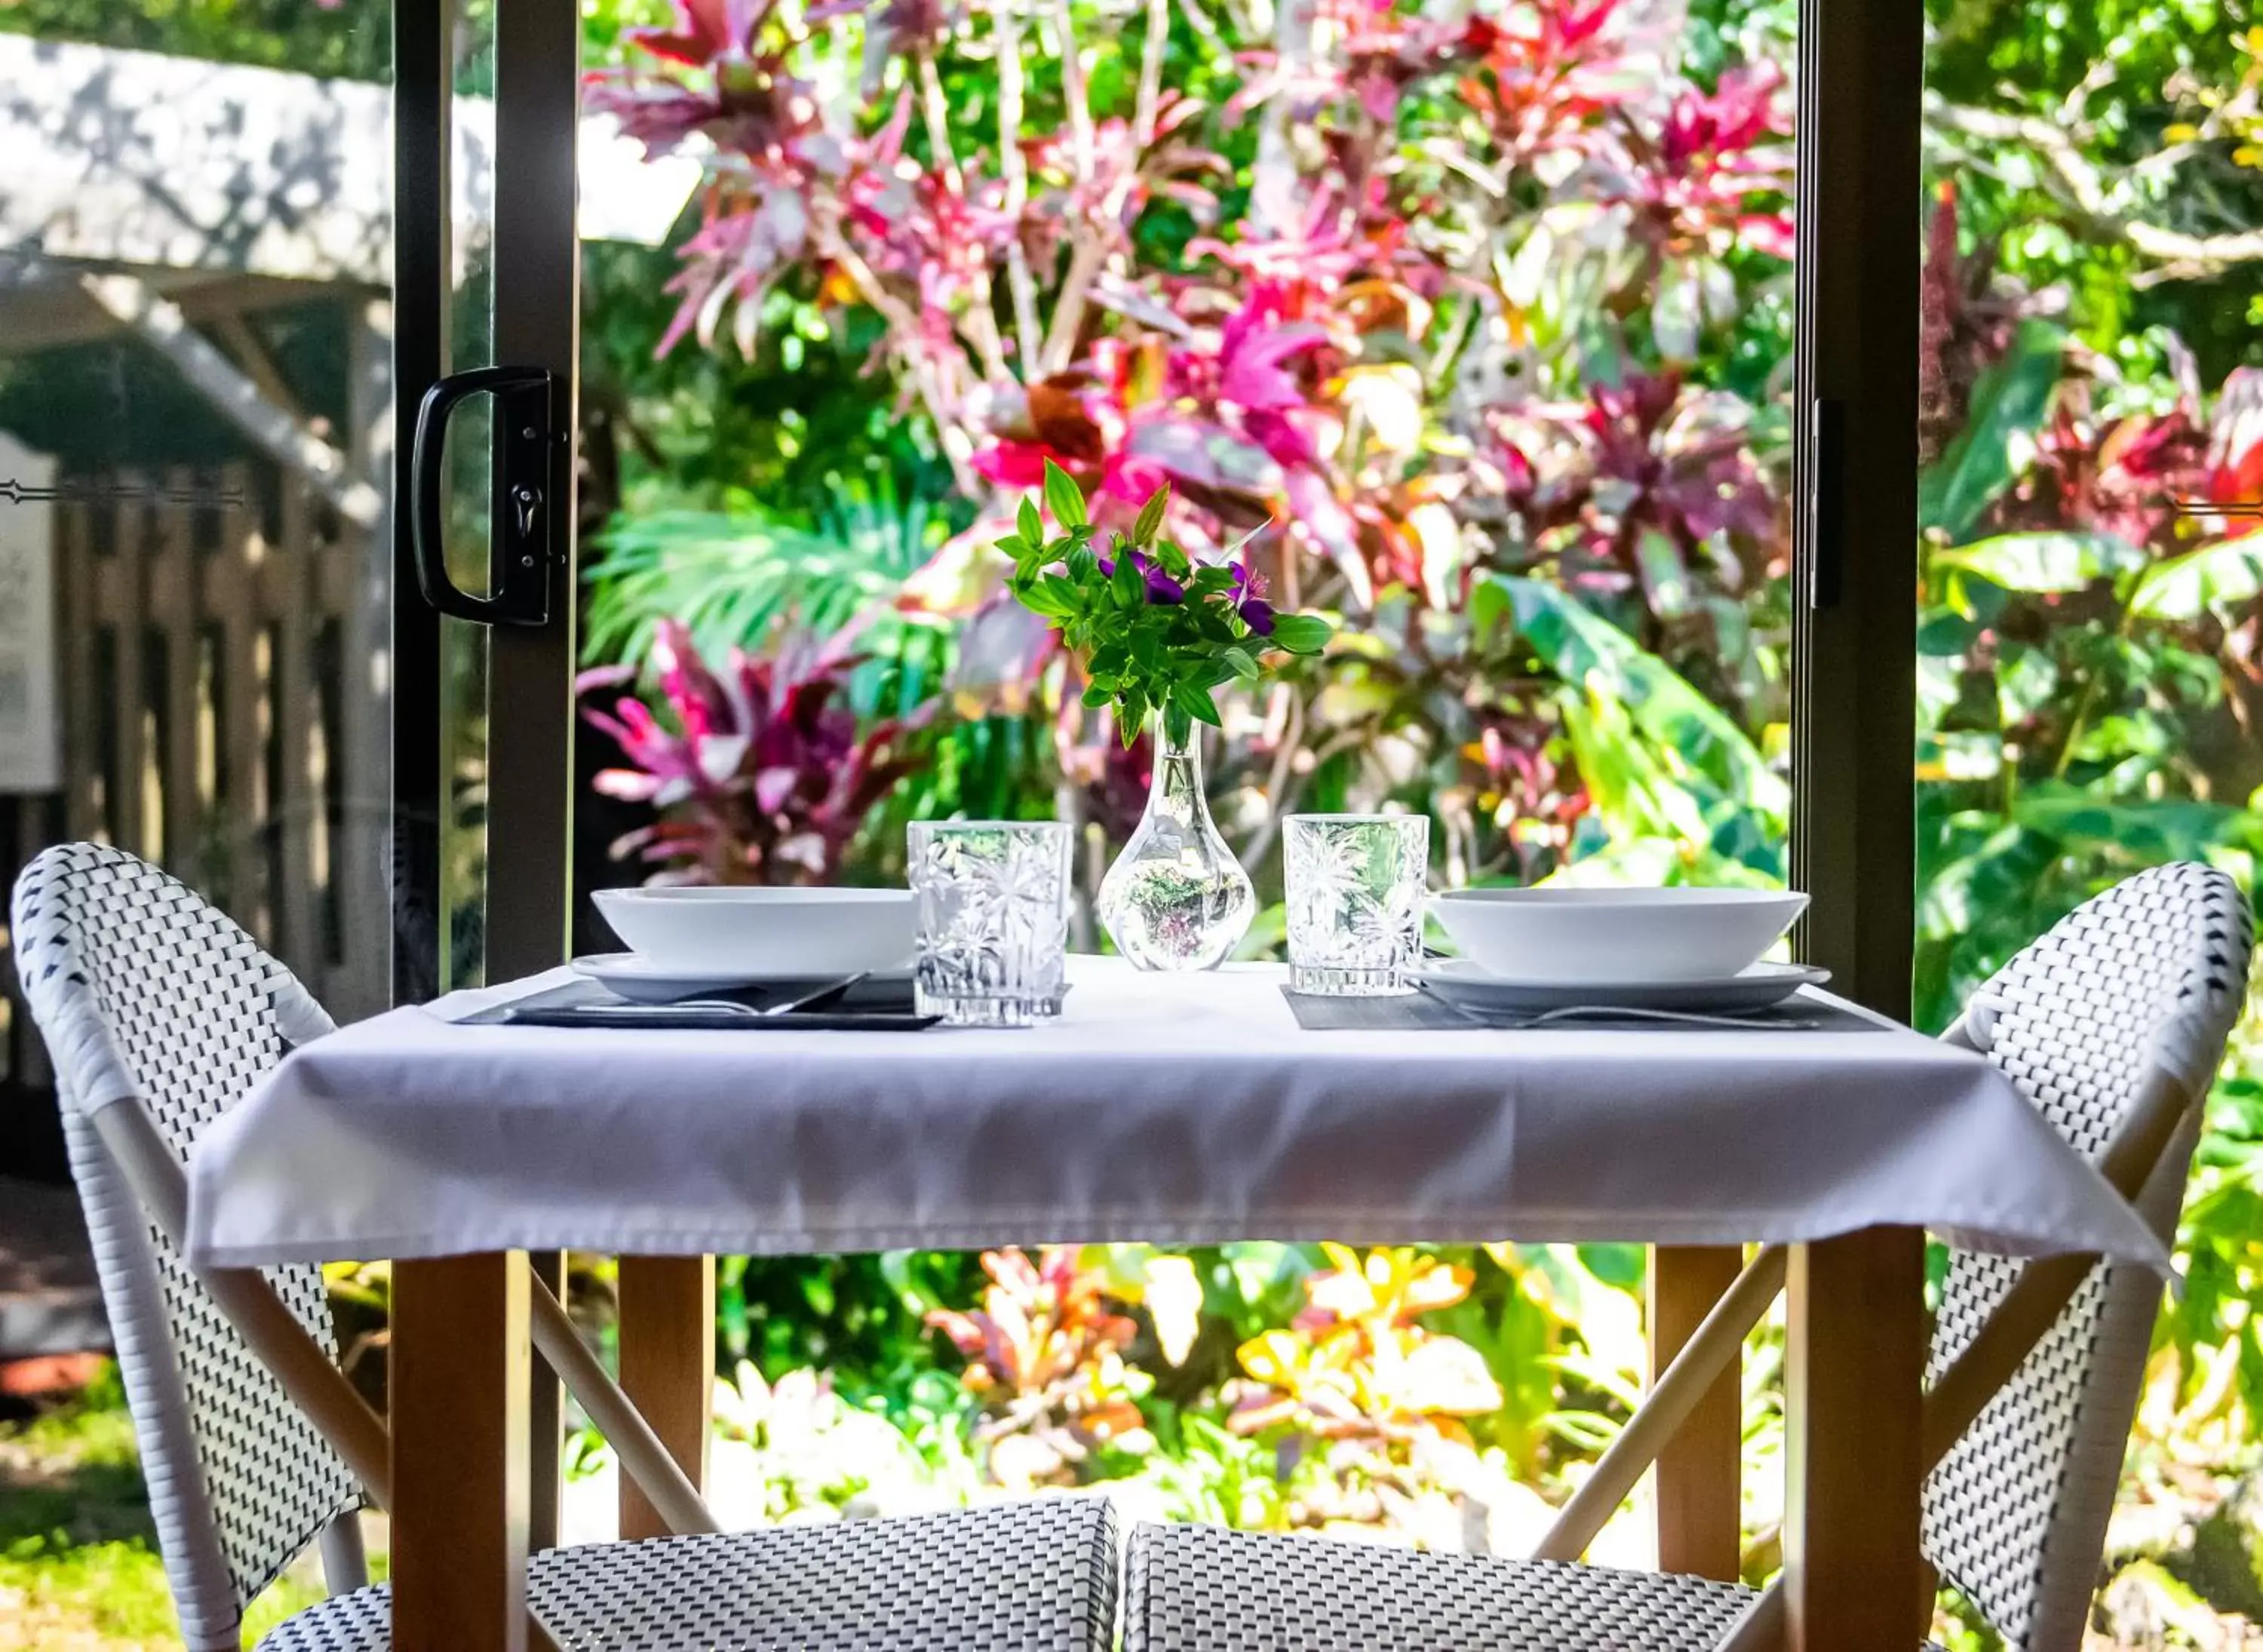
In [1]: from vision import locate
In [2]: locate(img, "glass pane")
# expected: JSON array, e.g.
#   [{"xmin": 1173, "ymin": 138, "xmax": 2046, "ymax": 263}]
[
  {"xmin": 1914, "ymin": 28, "xmax": 2263, "ymax": 1006},
  {"xmin": 438, "ymin": 8, "xmax": 499, "ymax": 991},
  {"xmin": 1918, "ymin": 8, "xmax": 2261, "ymax": 1641},
  {"xmin": 573, "ymin": 0, "xmax": 1803, "ymax": 923},
  {"xmin": 0, "ymin": 11, "xmax": 397, "ymax": 1155}
]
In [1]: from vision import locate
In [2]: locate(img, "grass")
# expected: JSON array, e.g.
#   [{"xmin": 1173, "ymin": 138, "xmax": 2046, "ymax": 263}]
[{"xmin": 0, "ymin": 1371, "xmax": 336, "ymax": 1650}]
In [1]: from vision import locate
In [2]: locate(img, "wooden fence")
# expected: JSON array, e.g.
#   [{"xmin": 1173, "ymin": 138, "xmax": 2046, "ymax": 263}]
[{"xmin": 2, "ymin": 463, "xmax": 391, "ymax": 1104}]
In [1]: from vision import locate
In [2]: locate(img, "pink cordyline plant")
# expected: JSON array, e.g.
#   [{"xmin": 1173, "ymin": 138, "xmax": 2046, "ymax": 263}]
[
  {"xmin": 591, "ymin": 0, "xmax": 1799, "ymax": 873},
  {"xmin": 588, "ymin": 0, "xmax": 1794, "ymax": 552},
  {"xmin": 1457, "ymin": 0, "xmax": 1647, "ymax": 164},
  {"xmin": 1621, "ymin": 63, "xmax": 1796, "ymax": 260},
  {"xmin": 579, "ymin": 621, "xmax": 925, "ymax": 885},
  {"xmin": 1919, "ymin": 188, "xmax": 2258, "ymax": 554}
]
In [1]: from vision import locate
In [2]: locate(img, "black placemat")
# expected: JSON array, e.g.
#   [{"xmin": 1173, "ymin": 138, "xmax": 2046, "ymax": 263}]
[
  {"xmin": 1282, "ymin": 986, "xmax": 1883, "ymax": 1033},
  {"xmin": 458, "ymin": 973, "xmax": 919, "ymax": 1027}
]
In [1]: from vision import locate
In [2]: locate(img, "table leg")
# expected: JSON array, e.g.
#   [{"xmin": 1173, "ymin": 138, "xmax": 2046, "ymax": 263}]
[
  {"xmin": 1782, "ymin": 1227, "xmax": 1927, "ymax": 1652},
  {"xmin": 617, "ymin": 1254, "xmax": 714, "ymax": 1541},
  {"xmin": 1650, "ymin": 1245, "xmax": 1744, "ymax": 1580},
  {"xmin": 391, "ymin": 1253, "xmax": 530, "ymax": 1652},
  {"xmin": 526, "ymin": 1251, "xmax": 563, "ymax": 1552}
]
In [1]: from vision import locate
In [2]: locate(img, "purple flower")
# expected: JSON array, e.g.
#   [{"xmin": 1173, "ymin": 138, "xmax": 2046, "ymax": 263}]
[
  {"xmin": 1140, "ymin": 555, "xmax": 1186, "ymax": 605},
  {"xmin": 1102, "ymin": 551, "xmax": 1184, "ymax": 604},
  {"xmin": 1230, "ymin": 562, "xmax": 1273, "ymax": 633}
]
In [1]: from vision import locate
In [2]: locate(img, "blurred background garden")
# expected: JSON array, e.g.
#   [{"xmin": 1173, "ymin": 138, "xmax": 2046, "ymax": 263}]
[{"xmin": 7, "ymin": 0, "xmax": 2263, "ymax": 1644}]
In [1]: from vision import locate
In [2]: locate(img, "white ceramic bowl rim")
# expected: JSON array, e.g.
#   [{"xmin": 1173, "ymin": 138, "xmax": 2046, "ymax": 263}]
[
  {"xmin": 1432, "ymin": 886, "xmax": 1804, "ymax": 907},
  {"xmin": 908, "ymin": 819, "xmax": 1072, "ymax": 834}
]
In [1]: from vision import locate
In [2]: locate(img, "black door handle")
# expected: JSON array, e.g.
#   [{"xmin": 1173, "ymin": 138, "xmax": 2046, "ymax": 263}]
[{"xmin": 410, "ymin": 364, "xmax": 561, "ymax": 626}]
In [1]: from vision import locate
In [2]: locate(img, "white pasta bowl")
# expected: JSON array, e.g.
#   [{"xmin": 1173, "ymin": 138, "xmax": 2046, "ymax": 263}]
[
  {"xmin": 591, "ymin": 886, "xmax": 917, "ymax": 976},
  {"xmin": 1430, "ymin": 886, "xmax": 1808, "ymax": 984}
]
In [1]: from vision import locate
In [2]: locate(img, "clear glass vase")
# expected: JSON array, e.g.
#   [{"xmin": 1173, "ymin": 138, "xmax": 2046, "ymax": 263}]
[{"xmin": 1097, "ymin": 714, "xmax": 1255, "ymax": 971}]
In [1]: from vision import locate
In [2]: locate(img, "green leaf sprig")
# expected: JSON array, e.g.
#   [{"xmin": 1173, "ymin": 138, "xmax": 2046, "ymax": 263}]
[{"xmin": 996, "ymin": 462, "xmax": 1333, "ymax": 744}]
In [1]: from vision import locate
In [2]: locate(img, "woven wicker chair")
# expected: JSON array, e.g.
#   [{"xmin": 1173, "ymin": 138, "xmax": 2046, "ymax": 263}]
[
  {"xmin": 1122, "ymin": 861, "xmax": 2254, "ymax": 1652},
  {"xmin": 13, "ymin": 843, "xmax": 1119, "ymax": 1652}
]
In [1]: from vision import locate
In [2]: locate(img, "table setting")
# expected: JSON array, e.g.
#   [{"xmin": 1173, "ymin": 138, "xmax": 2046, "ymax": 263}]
[
  {"xmin": 554, "ymin": 820, "xmax": 1849, "ymax": 1036},
  {"xmin": 522, "ymin": 466, "xmax": 1850, "ymax": 1042},
  {"xmin": 543, "ymin": 803, "xmax": 1844, "ymax": 1042}
]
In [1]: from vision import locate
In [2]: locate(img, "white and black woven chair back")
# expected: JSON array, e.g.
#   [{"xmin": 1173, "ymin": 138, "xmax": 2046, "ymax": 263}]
[
  {"xmin": 1924, "ymin": 861, "xmax": 2252, "ymax": 1651},
  {"xmin": 12, "ymin": 843, "xmax": 362, "ymax": 1652}
]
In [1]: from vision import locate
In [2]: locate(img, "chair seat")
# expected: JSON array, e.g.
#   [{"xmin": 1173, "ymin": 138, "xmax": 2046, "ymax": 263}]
[
  {"xmin": 1123, "ymin": 1521, "xmax": 1947, "ymax": 1652},
  {"xmin": 260, "ymin": 1498, "xmax": 1117, "ymax": 1652}
]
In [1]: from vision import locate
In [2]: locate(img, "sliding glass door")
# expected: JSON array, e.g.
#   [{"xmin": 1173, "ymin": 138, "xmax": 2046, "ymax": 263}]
[
  {"xmin": 394, "ymin": 0, "xmax": 581, "ymax": 1000},
  {"xmin": 389, "ymin": 0, "xmax": 583, "ymax": 1560}
]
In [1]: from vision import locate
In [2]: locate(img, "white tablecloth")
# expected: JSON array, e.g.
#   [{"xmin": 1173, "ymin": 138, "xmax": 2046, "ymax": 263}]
[{"xmin": 184, "ymin": 957, "xmax": 2165, "ymax": 1270}]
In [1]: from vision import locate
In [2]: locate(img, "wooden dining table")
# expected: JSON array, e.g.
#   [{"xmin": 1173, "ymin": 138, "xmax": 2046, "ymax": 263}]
[{"xmin": 183, "ymin": 957, "xmax": 2166, "ymax": 1652}]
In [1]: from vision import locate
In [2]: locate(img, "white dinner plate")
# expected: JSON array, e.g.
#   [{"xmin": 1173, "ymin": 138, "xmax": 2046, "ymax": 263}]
[
  {"xmin": 1411, "ymin": 958, "xmax": 1830, "ymax": 1016},
  {"xmin": 571, "ymin": 953, "xmax": 910, "ymax": 1006}
]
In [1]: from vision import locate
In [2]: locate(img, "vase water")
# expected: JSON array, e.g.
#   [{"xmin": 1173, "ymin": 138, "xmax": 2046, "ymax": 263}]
[{"xmin": 1097, "ymin": 714, "xmax": 1254, "ymax": 970}]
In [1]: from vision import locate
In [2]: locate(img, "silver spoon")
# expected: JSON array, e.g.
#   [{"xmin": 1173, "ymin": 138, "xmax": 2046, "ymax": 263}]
[
  {"xmin": 1512, "ymin": 1003, "xmax": 1820, "ymax": 1030},
  {"xmin": 1417, "ymin": 984, "xmax": 1816, "ymax": 1031},
  {"xmin": 676, "ymin": 969, "xmax": 874, "ymax": 1018}
]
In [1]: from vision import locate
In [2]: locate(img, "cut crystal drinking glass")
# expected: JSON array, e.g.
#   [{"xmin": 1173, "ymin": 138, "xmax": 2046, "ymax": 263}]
[
  {"xmin": 1283, "ymin": 813, "xmax": 1429, "ymax": 995},
  {"xmin": 909, "ymin": 821, "xmax": 1073, "ymax": 1026}
]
